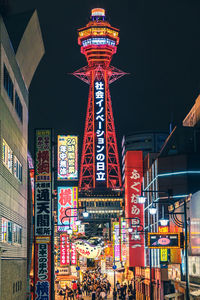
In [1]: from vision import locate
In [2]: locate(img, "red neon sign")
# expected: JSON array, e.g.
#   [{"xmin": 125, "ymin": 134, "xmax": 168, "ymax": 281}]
[{"xmin": 125, "ymin": 151, "xmax": 144, "ymax": 267}]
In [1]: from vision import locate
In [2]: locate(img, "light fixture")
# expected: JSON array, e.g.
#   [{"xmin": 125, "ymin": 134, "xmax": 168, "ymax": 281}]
[
  {"xmin": 83, "ymin": 211, "xmax": 89, "ymax": 218},
  {"xmin": 159, "ymin": 218, "xmax": 169, "ymax": 226},
  {"xmin": 76, "ymin": 220, "xmax": 81, "ymax": 226},
  {"xmin": 134, "ymin": 232, "xmax": 140, "ymax": 240},
  {"xmin": 122, "ymin": 221, "xmax": 126, "ymax": 226},
  {"xmin": 67, "ymin": 228, "xmax": 73, "ymax": 235},
  {"xmin": 136, "ymin": 196, "xmax": 146, "ymax": 204},
  {"xmin": 149, "ymin": 203, "xmax": 157, "ymax": 215},
  {"xmin": 128, "ymin": 227, "xmax": 133, "ymax": 233}
]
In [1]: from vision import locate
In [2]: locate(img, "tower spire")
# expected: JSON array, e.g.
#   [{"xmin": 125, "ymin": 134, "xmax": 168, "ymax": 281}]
[{"xmin": 74, "ymin": 8, "xmax": 125, "ymax": 190}]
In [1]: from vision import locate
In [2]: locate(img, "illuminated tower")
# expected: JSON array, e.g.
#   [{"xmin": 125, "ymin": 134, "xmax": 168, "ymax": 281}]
[{"xmin": 74, "ymin": 8, "xmax": 126, "ymax": 190}]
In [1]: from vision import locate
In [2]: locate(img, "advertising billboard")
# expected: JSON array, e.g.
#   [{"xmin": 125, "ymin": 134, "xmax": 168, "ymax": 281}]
[
  {"xmin": 34, "ymin": 129, "xmax": 52, "ymax": 236},
  {"xmin": 124, "ymin": 151, "xmax": 144, "ymax": 267},
  {"xmin": 121, "ymin": 218, "xmax": 127, "ymax": 262},
  {"xmin": 57, "ymin": 187, "xmax": 78, "ymax": 231},
  {"xmin": 57, "ymin": 135, "xmax": 78, "ymax": 180},
  {"xmin": 148, "ymin": 233, "xmax": 181, "ymax": 249},
  {"xmin": 113, "ymin": 222, "xmax": 120, "ymax": 262},
  {"xmin": 94, "ymin": 80, "xmax": 106, "ymax": 186},
  {"xmin": 60, "ymin": 234, "xmax": 67, "ymax": 266},
  {"xmin": 35, "ymin": 239, "xmax": 51, "ymax": 300},
  {"xmin": 190, "ymin": 191, "xmax": 200, "ymax": 255}
]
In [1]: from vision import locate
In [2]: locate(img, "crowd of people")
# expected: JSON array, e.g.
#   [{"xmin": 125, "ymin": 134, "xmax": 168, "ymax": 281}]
[{"xmin": 57, "ymin": 269, "xmax": 135, "ymax": 300}]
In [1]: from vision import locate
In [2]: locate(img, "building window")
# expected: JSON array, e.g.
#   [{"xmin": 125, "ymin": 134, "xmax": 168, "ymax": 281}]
[
  {"xmin": 15, "ymin": 92, "xmax": 23, "ymax": 122},
  {"xmin": 14, "ymin": 156, "xmax": 22, "ymax": 182},
  {"xmin": 13, "ymin": 224, "xmax": 22, "ymax": 245},
  {"xmin": 1, "ymin": 218, "xmax": 12, "ymax": 243},
  {"xmin": 2, "ymin": 139, "xmax": 13, "ymax": 173},
  {"xmin": 3, "ymin": 65, "xmax": 14, "ymax": 102}
]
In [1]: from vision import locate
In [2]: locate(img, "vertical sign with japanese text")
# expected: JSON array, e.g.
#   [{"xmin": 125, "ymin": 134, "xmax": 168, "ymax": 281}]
[
  {"xmin": 125, "ymin": 151, "xmax": 144, "ymax": 267},
  {"xmin": 57, "ymin": 187, "xmax": 78, "ymax": 232},
  {"xmin": 35, "ymin": 129, "xmax": 52, "ymax": 236},
  {"xmin": 60, "ymin": 234, "xmax": 67, "ymax": 266},
  {"xmin": 94, "ymin": 80, "xmax": 106, "ymax": 186},
  {"xmin": 35, "ymin": 241, "xmax": 51, "ymax": 300},
  {"xmin": 113, "ymin": 222, "xmax": 120, "ymax": 262},
  {"xmin": 71, "ymin": 243, "xmax": 77, "ymax": 265},
  {"xmin": 34, "ymin": 129, "xmax": 52, "ymax": 300},
  {"xmin": 121, "ymin": 218, "xmax": 127, "ymax": 262},
  {"xmin": 57, "ymin": 135, "xmax": 78, "ymax": 180}
]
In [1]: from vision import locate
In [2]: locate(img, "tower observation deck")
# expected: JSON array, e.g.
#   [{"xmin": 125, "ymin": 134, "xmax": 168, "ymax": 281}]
[{"xmin": 74, "ymin": 8, "xmax": 126, "ymax": 191}]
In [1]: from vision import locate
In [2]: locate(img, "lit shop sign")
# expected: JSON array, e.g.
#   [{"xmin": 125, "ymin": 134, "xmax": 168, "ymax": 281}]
[
  {"xmin": 57, "ymin": 135, "xmax": 78, "ymax": 180},
  {"xmin": 60, "ymin": 234, "xmax": 67, "ymax": 266},
  {"xmin": 35, "ymin": 182, "xmax": 51, "ymax": 236},
  {"xmin": 71, "ymin": 243, "xmax": 77, "ymax": 265},
  {"xmin": 34, "ymin": 129, "xmax": 52, "ymax": 236},
  {"xmin": 75, "ymin": 239, "xmax": 102, "ymax": 259},
  {"xmin": 35, "ymin": 241, "xmax": 51, "ymax": 300},
  {"xmin": 121, "ymin": 219, "xmax": 127, "ymax": 262},
  {"xmin": 57, "ymin": 187, "xmax": 78, "ymax": 232},
  {"xmin": 125, "ymin": 151, "xmax": 144, "ymax": 267},
  {"xmin": 113, "ymin": 222, "xmax": 120, "ymax": 261},
  {"xmin": 35, "ymin": 130, "xmax": 51, "ymax": 181},
  {"xmin": 94, "ymin": 80, "xmax": 106, "ymax": 185},
  {"xmin": 82, "ymin": 38, "xmax": 115, "ymax": 47},
  {"xmin": 148, "ymin": 233, "xmax": 181, "ymax": 249}
]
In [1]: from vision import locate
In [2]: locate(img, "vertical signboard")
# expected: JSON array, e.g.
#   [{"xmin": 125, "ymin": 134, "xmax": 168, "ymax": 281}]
[
  {"xmin": 60, "ymin": 234, "xmax": 67, "ymax": 266},
  {"xmin": 125, "ymin": 151, "xmax": 144, "ymax": 267},
  {"xmin": 113, "ymin": 222, "xmax": 120, "ymax": 262},
  {"xmin": 34, "ymin": 129, "xmax": 52, "ymax": 300},
  {"xmin": 57, "ymin": 187, "xmax": 78, "ymax": 231},
  {"xmin": 190, "ymin": 191, "xmax": 200, "ymax": 255},
  {"xmin": 121, "ymin": 218, "xmax": 127, "ymax": 262},
  {"xmin": 94, "ymin": 80, "xmax": 106, "ymax": 186},
  {"xmin": 66, "ymin": 236, "xmax": 70, "ymax": 265},
  {"xmin": 35, "ymin": 239, "xmax": 51, "ymax": 300},
  {"xmin": 71, "ymin": 243, "xmax": 77, "ymax": 265},
  {"xmin": 57, "ymin": 135, "xmax": 78, "ymax": 180}
]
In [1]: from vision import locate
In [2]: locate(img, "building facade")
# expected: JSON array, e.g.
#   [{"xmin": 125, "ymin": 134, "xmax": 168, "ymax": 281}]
[{"xmin": 0, "ymin": 11, "xmax": 44, "ymax": 300}]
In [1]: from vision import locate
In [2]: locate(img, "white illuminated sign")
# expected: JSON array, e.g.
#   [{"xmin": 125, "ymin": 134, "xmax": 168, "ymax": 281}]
[{"xmin": 94, "ymin": 80, "xmax": 106, "ymax": 184}]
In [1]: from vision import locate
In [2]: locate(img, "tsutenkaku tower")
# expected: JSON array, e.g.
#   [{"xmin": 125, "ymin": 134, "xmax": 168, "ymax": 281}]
[{"xmin": 74, "ymin": 8, "xmax": 126, "ymax": 190}]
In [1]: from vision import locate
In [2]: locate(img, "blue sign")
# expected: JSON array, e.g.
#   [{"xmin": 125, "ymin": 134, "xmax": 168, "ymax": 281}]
[
  {"xmin": 113, "ymin": 265, "xmax": 117, "ymax": 270},
  {"xmin": 76, "ymin": 266, "xmax": 80, "ymax": 271}
]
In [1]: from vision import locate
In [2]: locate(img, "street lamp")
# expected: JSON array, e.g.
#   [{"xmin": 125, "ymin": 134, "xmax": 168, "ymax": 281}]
[
  {"xmin": 149, "ymin": 203, "xmax": 157, "ymax": 215},
  {"xmin": 159, "ymin": 218, "xmax": 169, "ymax": 226},
  {"xmin": 75, "ymin": 220, "xmax": 82, "ymax": 226},
  {"xmin": 82, "ymin": 210, "xmax": 89, "ymax": 218},
  {"xmin": 67, "ymin": 227, "xmax": 73, "ymax": 235},
  {"xmin": 136, "ymin": 195, "xmax": 146, "ymax": 204}
]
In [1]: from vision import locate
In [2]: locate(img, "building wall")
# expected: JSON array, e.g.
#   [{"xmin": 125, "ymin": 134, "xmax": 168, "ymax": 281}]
[{"xmin": 0, "ymin": 17, "xmax": 28, "ymax": 300}]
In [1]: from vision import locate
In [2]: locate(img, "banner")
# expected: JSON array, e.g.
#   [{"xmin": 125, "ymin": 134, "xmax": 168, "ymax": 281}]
[
  {"xmin": 94, "ymin": 80, "xmax": 106, "ymax": 186},
  {"xmin": 125, "ymin": 151, "xmax": 144, "ymax": 267},
  {"xmin": 113, "ymin": 222, "xmax": 120, "ymax": 262},
  {"xmin": 57, "ymin": 187, "xmax": 78, "ymax": 231},
  {"xmin": 57, "ymin": 135, "xmax": 78, "ymax": 180},
  {"xmin": 35, "ymin": 241, "xmax": 51, "ymax": 300},
  {"xmin": 60, "ymin": 234, "xmax": 67, "ymax": 266},
  {"xmin": 34, "ymin": 129, "xmax": 52, "ymax": 300},
  {"xmin": 71, "ymin": 243, "xmax": 77, "ymax": 265}
]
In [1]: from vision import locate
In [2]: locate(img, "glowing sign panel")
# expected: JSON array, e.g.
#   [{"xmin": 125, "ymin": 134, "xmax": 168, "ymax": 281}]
[
  {"xmin": 57, "ymin": 187, "xmax": 78, "ymax": 232},
  {"xmin": 82, "ymin": 38, "xmax": 115, "ymax": 47},
  {"xmin": 57, "ymin": 135, "xmax": 78, "ymax": 180},
  {"xmin": 94, "ymin": 80, "xmax": 106, "ymax": 185},
  {"xmin": 113, "ymin": 222, "xmax": 120, "ymax": 261},
  {"xmin": 148, "ymin": 233, "xmax": 180, "ymax": 249}
]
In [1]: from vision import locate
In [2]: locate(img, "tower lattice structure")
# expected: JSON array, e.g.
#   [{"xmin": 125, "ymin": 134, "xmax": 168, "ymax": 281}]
[{"xmin": 74, "ymin": 8, "xmax": 126, "ymax": 191}]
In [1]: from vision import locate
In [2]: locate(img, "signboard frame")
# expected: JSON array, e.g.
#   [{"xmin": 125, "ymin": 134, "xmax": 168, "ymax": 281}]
[{"xmin": 148, "ymin": 232, "xmax": 181, "ymax": 249}]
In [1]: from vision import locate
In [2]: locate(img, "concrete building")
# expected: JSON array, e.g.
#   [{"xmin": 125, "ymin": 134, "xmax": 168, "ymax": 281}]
[
  {"xmin": 0, "ymin": 10, "xmax": 44, "ymax": 300},
  {"xmin": 140, "ymin": 125, "xmax": 200, "ymax": 299}
]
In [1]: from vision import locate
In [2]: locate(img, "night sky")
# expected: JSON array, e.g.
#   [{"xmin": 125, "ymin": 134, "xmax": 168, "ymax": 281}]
[{"xmin": 8, "ymin": 0, "xmax": 200, "ymax": 156}]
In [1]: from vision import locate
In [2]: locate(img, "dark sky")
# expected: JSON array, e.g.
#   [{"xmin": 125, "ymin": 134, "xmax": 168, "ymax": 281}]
[{"xmin": 8, "ymin": 0, "xmax": 200, "ymax": 156}]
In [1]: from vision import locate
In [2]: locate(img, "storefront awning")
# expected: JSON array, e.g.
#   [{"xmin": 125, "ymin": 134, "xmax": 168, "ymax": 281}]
[
  {"xmin": 164, "ymin": 293, "xmax": 183, "ymax": 299},
  {"xmin": 55, "ymin": 275, "xmax": 78, "ymax": 282},
  {"xmin": 190, "ymin": 290, "xmax": 200, "ymax": 297}
]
